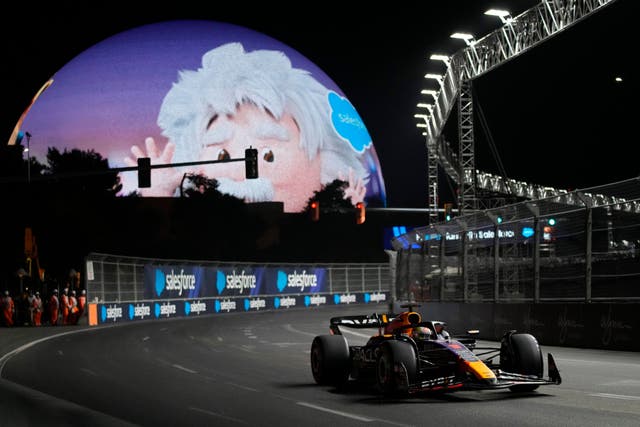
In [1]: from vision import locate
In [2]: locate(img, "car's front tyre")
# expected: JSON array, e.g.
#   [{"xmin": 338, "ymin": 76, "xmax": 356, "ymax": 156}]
[
  {"xmin": 501, "ymin": 333, "xmax": 543, "ymax": 392},
  {"xmin": 376, "ymin": 340, "xmax": 417, "ymax": 396}
]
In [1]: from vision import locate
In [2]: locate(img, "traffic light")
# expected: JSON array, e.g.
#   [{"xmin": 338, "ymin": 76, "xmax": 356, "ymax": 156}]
[
  {"xmin": 443, "ymin": 203, "xmax": 453, "ymax": 221},
  {"xmin": 245, "ymin": 147, "xmax": 258, "ymax": 179},
  {"xmin": 137, "ymin": 157, "xmax": 151, "ymax": 188},
  {"xmin": 355, "ymin": 201, "xmax": 366, "ymax": 224},
  {"xmin": 310, "ymin": 200, "xmax": 320, "ymax": 222},
  {"xmin": 543, "ymin": 218, "xmax": 556, "ymax": 241}
]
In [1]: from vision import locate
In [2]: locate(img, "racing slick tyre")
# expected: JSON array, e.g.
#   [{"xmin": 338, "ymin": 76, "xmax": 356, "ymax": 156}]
[
  {"xmin": 501, "ymin": 333, "xmax": 543, "ymax": 392},
  {"xmin": 310, "ymin": 335, "xmax": 350, "ymax": 387},
  {"xmin": 376, "ymin": 341, "xmax": 417, "ymax": 396}
]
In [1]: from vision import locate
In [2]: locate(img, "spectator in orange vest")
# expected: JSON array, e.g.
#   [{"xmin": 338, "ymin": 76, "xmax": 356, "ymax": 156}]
[
  {"xmin": 2, "ymin": 290, "xmax": 15, "ymax": 327},
  {"xmin": 69, "ymin": 290, "xmax": 79, "ymax": 325},
  {"xmin": 49, "ymin": 288, "xmax": 59, "ymax": 326},
  {"xmin": 61, "ymin": 287, "xmax": 71, "ymax": 325},
  {"xmin": 77, "ymin": 289, "xmax": 87, "ymax": 324},
  {"xmin": 32, "ymin": 291, "xmax": 43, "ymax": 326}
]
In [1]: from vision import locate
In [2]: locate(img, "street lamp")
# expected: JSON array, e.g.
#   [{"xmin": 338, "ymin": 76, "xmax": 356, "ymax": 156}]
[
  {"xmin": 450, "ymin": 32, "xmax": 475, "ymax": 46},
  {"xmin": 485, "ymin": 9, "xmax": 512, "ymax": 24}
]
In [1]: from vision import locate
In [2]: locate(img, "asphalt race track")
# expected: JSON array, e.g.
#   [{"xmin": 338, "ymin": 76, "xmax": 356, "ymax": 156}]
[{"xmin": 1, "ymin": 304, "xmax": 639, "ymax": 426}]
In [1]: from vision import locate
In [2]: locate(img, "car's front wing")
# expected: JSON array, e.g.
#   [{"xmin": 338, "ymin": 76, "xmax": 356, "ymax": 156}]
[{"xmin": 402, "ymin": 353, "xmax": 562, "ymax": 394}]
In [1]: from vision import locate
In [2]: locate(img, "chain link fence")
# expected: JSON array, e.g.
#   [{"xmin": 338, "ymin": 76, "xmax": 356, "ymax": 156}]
[
  {"xmin": 84, "ymin": 253, "xmax": 391, "ymax": 303},
  {"xmin": 392, "ymin": 177, "xmax": 640, "ymax": 303}
]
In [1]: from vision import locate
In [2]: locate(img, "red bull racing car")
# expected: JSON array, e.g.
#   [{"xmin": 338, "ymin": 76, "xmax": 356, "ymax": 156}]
[{"xmin": 310, "ymin": 304, "xmax": 561, "ymax": 395}]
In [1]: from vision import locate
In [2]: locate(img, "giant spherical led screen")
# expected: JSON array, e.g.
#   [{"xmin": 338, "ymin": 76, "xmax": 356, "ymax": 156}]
[{"xmin": 17, "ymin": 20, "xmax": 386, "ymax": 212}]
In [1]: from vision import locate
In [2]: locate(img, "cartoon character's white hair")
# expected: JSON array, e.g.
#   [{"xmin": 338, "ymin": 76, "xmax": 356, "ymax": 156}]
[{"xmin": 157, "ymin": 42, "xmax": 367, "ymax": 186}]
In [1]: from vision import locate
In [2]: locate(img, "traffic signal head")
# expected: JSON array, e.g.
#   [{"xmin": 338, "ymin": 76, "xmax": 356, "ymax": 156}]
[
  {"xmin": 443, "ymin": 202, "xmax": 453, "ymax": 222},
  {"xmin": 245, "ymin": 147, "xmax": 258, "ymax": 179},
  {"xmin": 356, "ymin": 201, "xmax": 366, "ymax": 224},
  {"xmin": 137, "ymin": 157, "xmax": 151, "ymax": 188},
  {"xmin": 310, "ymin": 200, "xmax": 319, "ymax": 222}
]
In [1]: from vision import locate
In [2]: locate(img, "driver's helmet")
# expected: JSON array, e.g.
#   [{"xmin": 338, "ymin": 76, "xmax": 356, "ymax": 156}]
[{"xmin": 412, "ymin": 326, "xmax": 432, "ymax": 341}]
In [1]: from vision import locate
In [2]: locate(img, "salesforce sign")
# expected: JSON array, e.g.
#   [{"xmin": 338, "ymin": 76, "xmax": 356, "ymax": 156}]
[{"xmin": 145, "ymin": 265, "xmax": 328, "ymax": 300}]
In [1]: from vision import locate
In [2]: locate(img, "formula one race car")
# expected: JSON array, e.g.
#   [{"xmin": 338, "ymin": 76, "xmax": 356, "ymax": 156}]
[{"xmin": 310, "ymin": 304, "xmax": 561, "ymax": 396}]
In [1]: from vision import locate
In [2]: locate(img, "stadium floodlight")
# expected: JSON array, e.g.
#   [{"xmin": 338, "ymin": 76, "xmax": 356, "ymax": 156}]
[
  {"xmin": 421, "ymin": 89, "xmax": 438, "ymax": 99},
  {"xmin": 424, "ymin": 73, "xmax": 444, "ymax": 86},
  {"xmin": 416, "ymin": 123, "xmax": 428, "ymax": 128},
  {"xmin": 414, "ymin": 114, "xmax": 429, "ymax": 119},
  {"xmin": 450, "ymin": 32, "xmax": 475, "ymax": 46},
  {"xmin": 485, "ymin": 9, "xmax": 512, "ymax": 24},
  {"xmin": 422, "ymin": 132, "xmax": 427, "ymax": 136},
  {"xmin": 417, "ymin": 103, "xmax": 433, "ymax": 112},
  {"xmin": 430, "ymin": 54, "xmax": 450, "ymax": 65}
]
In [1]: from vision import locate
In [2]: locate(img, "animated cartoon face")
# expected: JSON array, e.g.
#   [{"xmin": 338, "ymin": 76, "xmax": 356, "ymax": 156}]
[{"xmin": 195, "ymin": 102, "xmax": 321, "ymax": 212}]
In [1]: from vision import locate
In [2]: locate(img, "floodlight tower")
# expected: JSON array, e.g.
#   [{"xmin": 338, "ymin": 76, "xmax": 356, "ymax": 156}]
[{"xmin": 420, "ymin": 0, "xmax": 617, "ymax": 223}]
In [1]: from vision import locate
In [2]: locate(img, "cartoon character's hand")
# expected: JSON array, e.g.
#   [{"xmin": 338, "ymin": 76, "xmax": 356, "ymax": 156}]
[
  {"xmin": 339, "ymin": 168, "xmax": 366, "ymax": 205},
  {"xmin": 124, "ymin": 137, "xmax": 182, "ymax": 196}
]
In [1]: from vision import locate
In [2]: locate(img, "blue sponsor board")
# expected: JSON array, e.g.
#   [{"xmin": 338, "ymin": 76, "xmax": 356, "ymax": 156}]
[
  {"xmin": 95, "ymin": 291, "xmax": 388, "ymax": 324},
  {"xmin": 208, "ymin": 266, "xmax": 327, "ymax": 296},
  {"xmin": 144, "ymin": 265, "xmax": 209, "ymax": 299},
  {"xmin": 98, "ymin": 301, "xmax": 185, "ymax": 324},
  {"xmin": 99, "ymin": 303, "xmax": 127, "ymax": 324},
  {"xmin": 183, "ymin": 300, "xmax": 210, "ymax": 317},
  {"xmin": 331, "ymin": 291, "xmax": 388, "ymax": 305},
  {"xmin": 146, "ymin": 264, "xmax": 329, "ymax": 299},
  {"xmin": 128, "ymin": 302, "xmax": 153, "ymax": 321},
  {"xmin": 214, "ymin": 299, "xmax": 239, "ymax": 313},
  {"xmin": 265, "ymin": 267, "xmax": 326, "ymax": 295},
  {"xmin": 209, "ymin": 267, "xmax": 264, "ymax": 297}
]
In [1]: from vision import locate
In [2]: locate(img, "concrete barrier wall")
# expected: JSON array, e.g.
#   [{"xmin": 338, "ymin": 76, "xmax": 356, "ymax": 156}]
[{"xmin": 400, "ymin": 302, "xmax": 640, "ymax": 351}]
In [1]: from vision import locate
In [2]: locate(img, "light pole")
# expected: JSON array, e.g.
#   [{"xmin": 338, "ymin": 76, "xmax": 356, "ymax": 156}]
[{"xmin": 24, "ymin": 131, "xmax": 32, "ymax": 183}]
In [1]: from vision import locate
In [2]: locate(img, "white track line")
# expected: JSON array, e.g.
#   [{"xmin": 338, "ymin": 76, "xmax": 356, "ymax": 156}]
[
  {"xmin": 189, "ymin": 406, "xmax": 249, "ymax": 425},
  {"xmin": 296, "ymin": 401, "xmax": 375, "ymax": 422},
  {"xmin": 0, "ymin": 326, "xmax": 115, "ymax": 376},
  {"xmin": 172, "ymin": 364, "xmax": 197, "ymax": 374},
  {"xmin": 589, "ymin": 393, "xmax": 640, "ymax": 401}
]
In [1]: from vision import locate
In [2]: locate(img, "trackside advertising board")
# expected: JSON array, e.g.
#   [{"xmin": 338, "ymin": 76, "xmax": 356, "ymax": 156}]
[
  {"xmin": 87, "ymin": 264, "xmax": 387, "ymax": 324},
  {"xmin": 144, "ymin": 265, "xmax": 329, "ymax": 299},
  {"xmin": 90, "ymin": 292, "xmax": 389, "ymax": 325}
]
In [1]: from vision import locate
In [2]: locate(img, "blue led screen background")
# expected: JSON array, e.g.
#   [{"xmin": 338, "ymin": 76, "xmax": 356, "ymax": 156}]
[{"xmin": 17, "ymin": 20, "xmax": 386, "ymax": 212}]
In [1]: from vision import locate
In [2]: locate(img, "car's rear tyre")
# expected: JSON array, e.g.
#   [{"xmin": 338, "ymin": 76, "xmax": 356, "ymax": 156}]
[
  {"xmin": 376, "ymin": 340, "xmax": 417, "ymax": 396},
  {"xmin": 310, "ymin": 335, "xmax": 350, "ymax": 387},
  {"xmin": 501, "ymin": 333, "xmax": 543, "ymax": 392}
]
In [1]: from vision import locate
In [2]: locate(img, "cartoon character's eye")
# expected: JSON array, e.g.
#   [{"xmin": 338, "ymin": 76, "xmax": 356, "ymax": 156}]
[
  {"xmin": 263, "ymin": 148, "xmax": 274, "ymax": 162},
  {"xmin": 217, "ymin": 149, "xmax": 230, "ymax": 161},
  {"xmin": 206, "ymin": 114, "xmax": 219, "ymax": 130}
]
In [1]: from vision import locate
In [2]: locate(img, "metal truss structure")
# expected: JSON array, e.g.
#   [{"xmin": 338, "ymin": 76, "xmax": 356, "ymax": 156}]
[{"xmin": 419, "ymin": 0, "xmax": 618, "ymax": 224}]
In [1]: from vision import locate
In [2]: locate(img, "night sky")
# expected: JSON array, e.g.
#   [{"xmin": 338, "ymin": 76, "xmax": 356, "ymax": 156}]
[{"xmin": 1, "ymin": 0, "xmax": 636, "ymax": 208}]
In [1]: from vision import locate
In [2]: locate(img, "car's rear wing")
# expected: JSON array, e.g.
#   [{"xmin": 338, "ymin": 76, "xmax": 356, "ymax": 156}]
[{"xmin": 329, "ymin": 314, "xmax": 387, "ymax": 335}]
